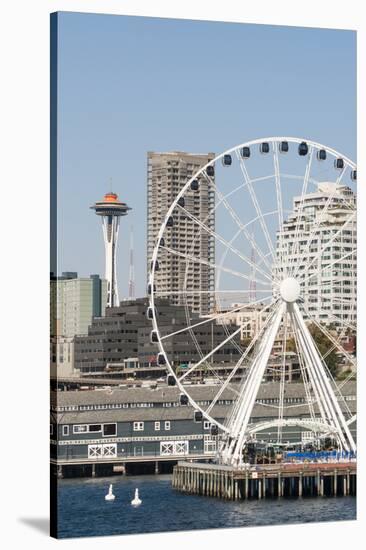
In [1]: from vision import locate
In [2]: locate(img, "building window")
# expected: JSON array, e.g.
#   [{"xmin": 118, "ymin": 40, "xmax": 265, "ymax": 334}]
[
  {"xmin": 103, "ymin": 423, "xmax": 117, "ymax": 436},
  {"xmin": 154, "ymin": 421, "xmax": 160, "ymax": 431},
  {"xmin": 73, "ymin": 425, "xmax": 88, "ymax": 434},
  {"xmin": 203, "ymin": 421, "xmax": 210, "ymax": 430},
  {"xmin": 164, "ymin": 421, "xmax": 171, "ymax": 431},
  {"xmin": 50, "ymin": 424, "xmax": 53, "ymax": 436},
  {"xmin": 133, "ymin": 422, "xmax": 144, "ymax": 431},
  {"xmin": 62, "ymin": 425, "xmax": 69, "ymax": 437},
  {"xmin": 204, "ymin": 438, "xmax": 217, "ymax": 454},
  {"xmin": 89, "ymin": 424, "xmax": 102, "ymax": 433}
]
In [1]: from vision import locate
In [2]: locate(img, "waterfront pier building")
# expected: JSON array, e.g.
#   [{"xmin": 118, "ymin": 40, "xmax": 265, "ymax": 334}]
[{"xmin": 50, "ymin": 381, "xmax": 356, "ymax": 478}]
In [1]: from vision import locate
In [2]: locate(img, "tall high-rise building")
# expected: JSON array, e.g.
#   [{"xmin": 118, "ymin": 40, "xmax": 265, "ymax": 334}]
[
  {"xmin": 147, "ymin": 151, "xmax": 215, "ymax": 315},
  {"xmin": 274, "ymin": 183, "xmax": 356, "ymax": 326},
  {"xmin": 91, "ymin": 192, "xmax": 131, "ymax": 308}
]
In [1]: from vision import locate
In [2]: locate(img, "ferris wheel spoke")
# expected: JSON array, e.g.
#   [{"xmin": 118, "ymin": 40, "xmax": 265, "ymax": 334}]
[
  {"xmin": 214, "ymin": 174, "xmax": 276, "ymax": 204},
  {"xmin": 330, "ymin": 296, "xmax": 355, "ymax": 303},
  {"xmin": 313, "ymin": 309, "xmax": 356, "ymax": 332},
  {"xmin": 320, "ymin": 314, "xmax": 351, "ymax": 363},
  {"xmin": 302, "ymin": 291, "xmax": 355, "ymax": 301},
  {"xmin": 160, "ymin": 244, "xmax": 271, "ymax": 287},
  {"xmin": 297, "ymin": 309, "xmax": 354, "ymax": 420},
  {"xmin": 160, "ymin": 295, "xmax": 273, "ymax": 341},
  {"xmin": 298, "ymin": 302, "xmax": 357, "ymax": 370},
  {"xmin": 205, "ymin": 300, "xmax": 280, "ymax": 416},
  {"xmin": 213, "ymin": 222, "xmax": 274, "ymax": 328},
  {"xmin": 179, "ymin": 300, "xmax": 277, "ymax": 384},
  {"xmin": 235, "ymin": 151, "xmax": 277, "ymax": 263},
  {"xmin": 177, "ymin": 204, "xmax": 273, "ymax": 283},
  {"xmin": 155, "ymin": 289, "xmax": 272, "ymax": 297},
  {"xmin": 322, "ymin": 333, "xmax": 347, "ymax": 362},
  {"xmin": 303, "ymin": 278, "xmax": 349, "ymax": 290},
  {"xmin": 205, "ymin": 302, "xmax": 275, "ymax": 414},
  {"xmin": 299, "ymin": 249, "xmax": 356, "ymax": 286},
  {"xmin": 290, "ymin": 315, "xmax": 317, "ymax": 422},
  {"xmin": 288, "ymin": 146, "xmax": 314, "ymax": 276},
  {"xmin": 178, "ymin": 327, "xmax": 242, "ymax": 382},
  {"xmin": 277, "ymin": 309, "xmax": 288, "ymax": 442},
  {"xmin": 280, "ymin": 173, "xmax": 354, "ymax": 211},
  {"xmin": 172, "ymin": 172, "xmax": 276, "ymax": 313},
  {"xmin": 289, "ymin": 308, "xmax": 332, "ymax": 428},
  {"xmin": 272, "ymin": 141, "xmax": 286, "ymax": 279},
  {"xmin": 322, "ymin": 368, "xmax": 353, "ymax": 420},
  {"xmin": 297, "ymin": 211, "xmax": 356, "ymax": 281},
  {"xmin": 338, "ymin": 371, "xmax": 356, "ymax": 391},
  {"xmin": 295, "ymin": 217, "xmax": 356, "ymax": 282},
  {"xmin": 215, "ymin": 223, "xmax": 274, "ymax": 307},
  {"xmin": 201, "ymin": 171, "xmax": 276, "ymax": 278},
  {"xmin": 292, "ymin": 165, "xmax": 350, "ymax": 279},
  {"xmin": 301, "ymin": 302, "xmax": 355, "ymax": 331}
]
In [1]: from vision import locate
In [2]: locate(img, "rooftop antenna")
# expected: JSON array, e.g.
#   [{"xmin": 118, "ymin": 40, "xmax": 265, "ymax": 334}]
[{"xmin": 128, "ymin": 225, "xmax": 135, "ymax": 300}]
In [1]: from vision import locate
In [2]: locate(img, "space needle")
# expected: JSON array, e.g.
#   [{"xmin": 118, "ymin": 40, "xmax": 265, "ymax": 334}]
[{"xmin": 91, "ymin": 191, "xmax": 131, "ymax": 308}]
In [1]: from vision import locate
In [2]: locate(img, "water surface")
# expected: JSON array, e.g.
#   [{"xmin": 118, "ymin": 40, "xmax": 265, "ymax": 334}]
[{"xmin": 57, "ymin": 474, "xmax": 356, "ymax": 539}]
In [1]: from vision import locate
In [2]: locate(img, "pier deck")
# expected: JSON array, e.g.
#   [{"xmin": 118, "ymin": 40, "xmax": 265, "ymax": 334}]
[{"xmin": 172, "ymin": 461, "xmax": 357, "ymax": 499}]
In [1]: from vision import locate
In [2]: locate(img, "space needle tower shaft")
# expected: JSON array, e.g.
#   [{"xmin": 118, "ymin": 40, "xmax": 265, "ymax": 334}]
[{"xmin": 91, "ymin": 192, "xmax": 131, "ymax": 308}]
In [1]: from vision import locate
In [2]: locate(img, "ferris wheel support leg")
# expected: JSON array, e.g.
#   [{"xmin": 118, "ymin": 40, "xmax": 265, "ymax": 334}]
[
  {"xmin": 292, "ymin": 303, "xmax": 356, "ymax": 453},
  {"xmin": 222, "ymin": 303, "xmax": 285, "ymax": 466},
  {"xmin": 291, "ymin": 314, "xmax": 341, "ymax": 449},
  {"xmin": 292, "ymin": 310, "xmax": 347, "ymax": 450},
  {"xmin": 289, "ymin": 309, "xmax": 334, "ymax": 436}
]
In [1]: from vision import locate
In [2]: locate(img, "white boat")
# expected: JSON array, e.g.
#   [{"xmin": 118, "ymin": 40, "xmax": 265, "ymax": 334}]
[
  {"xmin": 105, "ymin": 484, "xmax": 115, "ymax": 501},
  {"xmin": 131, "ymin": 488, "xmax": 141, "ymax": 506}
]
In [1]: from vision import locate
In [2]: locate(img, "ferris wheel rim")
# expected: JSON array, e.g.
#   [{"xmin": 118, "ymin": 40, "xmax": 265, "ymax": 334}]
[{"xmin": 148, "ymin": 137, "xmax": 357, "ymax": 442}]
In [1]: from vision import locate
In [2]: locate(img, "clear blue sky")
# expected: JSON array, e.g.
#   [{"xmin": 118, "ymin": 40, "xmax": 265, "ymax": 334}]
[{"xmin": 57, "ymin": 12, "xmax": 356, "ymax": 297}]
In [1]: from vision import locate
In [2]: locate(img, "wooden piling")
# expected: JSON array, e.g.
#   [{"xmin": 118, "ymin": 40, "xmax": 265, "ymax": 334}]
[
  {"xmin": 334, "ymin": 470, "xmax": 338, "ymax": 496},
  {"xmin": 277, "ymin": 472, "xmax": 281, "ymax": 497},
  {"xmin": 299, "ymin": 473, "xmax": 303, "ymax": 497},
  {"xmin": 172, "ymin": 461, "xmax": 356, "ymax": 501}
]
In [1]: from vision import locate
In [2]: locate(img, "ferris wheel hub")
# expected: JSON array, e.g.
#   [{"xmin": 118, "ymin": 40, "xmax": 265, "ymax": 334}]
[{"xmin": 279, "ymin": 277, "xmax": 300, "ymax": 303}]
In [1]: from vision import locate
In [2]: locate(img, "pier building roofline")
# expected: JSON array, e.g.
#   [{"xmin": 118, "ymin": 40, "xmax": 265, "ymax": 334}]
[{"xmin": 51, "ymin": 381, "xmax": 356, "ymax": 409}]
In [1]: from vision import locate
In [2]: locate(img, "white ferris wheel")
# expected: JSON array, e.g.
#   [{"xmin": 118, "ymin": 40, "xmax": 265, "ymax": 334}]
[{"xmin": 148, "ymin": 137, "xmax": 357, "ymax": 467}]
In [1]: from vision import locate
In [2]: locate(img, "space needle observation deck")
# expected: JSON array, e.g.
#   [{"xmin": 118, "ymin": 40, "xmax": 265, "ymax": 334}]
[{"xmin": 91, "ymin": 192, "xmax": 131, "ymax": 308}]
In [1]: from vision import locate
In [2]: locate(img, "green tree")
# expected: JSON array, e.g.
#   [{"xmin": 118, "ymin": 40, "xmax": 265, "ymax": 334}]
[
  {"xmin": 286, "ymin": 336, "xmax": 296, "ymax": 352},
  {"xmin": 307, "ymin": 323, "xmax": 339, "ymax": 378},
  {"xmin": 284, "ymin": 324, "xmax": 339, "ymax": 378},
  {"xmin": 240, "ymin": 337, "xmax": 252, "ymax": 349}
]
